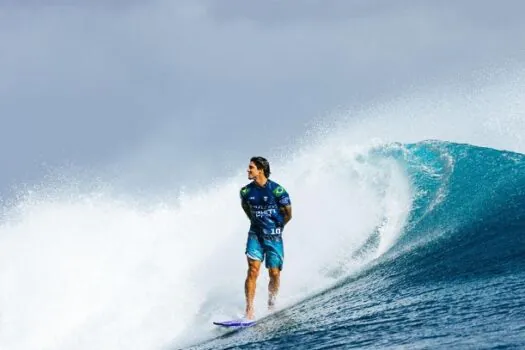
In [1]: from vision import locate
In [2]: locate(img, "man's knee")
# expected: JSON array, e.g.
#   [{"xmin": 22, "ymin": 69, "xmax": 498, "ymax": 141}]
[
  {"xmin": 268, "ymin": 268, "xmax": 280, "ymax": 280},
  {"xmin": 247, "ymin": 264, "xmax": 260, "ymax": 279}
]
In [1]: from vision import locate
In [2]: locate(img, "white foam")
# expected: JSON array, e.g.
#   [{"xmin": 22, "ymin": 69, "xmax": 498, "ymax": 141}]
[{"xmin": 1, "ymin": 67, "xmax": 525, "ymax": 349}]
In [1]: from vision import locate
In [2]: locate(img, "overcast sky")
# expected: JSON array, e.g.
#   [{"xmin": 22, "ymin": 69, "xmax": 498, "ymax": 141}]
[{"xmin": 1, "ymin": 0, "xmax": 525, "ymax": 199}]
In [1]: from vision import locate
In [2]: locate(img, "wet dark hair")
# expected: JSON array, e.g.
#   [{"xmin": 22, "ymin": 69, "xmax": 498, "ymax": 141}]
[{"xmin": 250, "ymin": 156, "xmax": 271, "ymax": 178}]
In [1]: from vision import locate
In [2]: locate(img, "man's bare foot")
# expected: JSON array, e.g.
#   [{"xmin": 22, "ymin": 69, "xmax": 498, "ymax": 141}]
[
  {"xmin": 245, "ymin": 308, "xmax": 255, "ymax": 320},
  {"xmin": 268, "ymin": 297, "xmax": 276, "ymax": 311}
]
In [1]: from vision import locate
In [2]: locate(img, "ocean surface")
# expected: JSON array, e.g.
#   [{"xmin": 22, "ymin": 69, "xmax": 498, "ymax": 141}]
[
  {"xmin": 2, "ymin": 2, "xmax": 525, "ymax": 349},
  {"xmin": 187, "ymin": 141, "xmax": 525, "ymax": 350},
  {"xmin": 2, "ymin": 137, "xmax": 524, "ymax": 350}
]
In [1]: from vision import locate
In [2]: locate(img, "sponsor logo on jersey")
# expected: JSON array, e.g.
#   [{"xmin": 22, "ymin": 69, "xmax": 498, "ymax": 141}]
[{"xmin": 254, "ymin": 208, "xmax": 277, "ymax": 218}]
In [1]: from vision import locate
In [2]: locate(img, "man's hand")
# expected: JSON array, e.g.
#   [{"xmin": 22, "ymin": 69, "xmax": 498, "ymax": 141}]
[{"xmin": 280, "ymin": 205, "xmax": 292, "ymax": 226}]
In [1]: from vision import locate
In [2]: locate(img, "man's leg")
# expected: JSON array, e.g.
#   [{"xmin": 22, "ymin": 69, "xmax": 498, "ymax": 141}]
[
  {"xmin": 268, "ymin": 267, "xmax": 280, "ymax": 311},
  {"xmin": 245, "ymin": 258, "xmax": 261, "ymax": 320}
]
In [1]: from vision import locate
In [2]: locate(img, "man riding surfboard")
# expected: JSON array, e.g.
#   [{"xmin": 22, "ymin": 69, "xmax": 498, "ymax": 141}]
[{"xmin": 240, "ymin": 156, "xmax": 292, "ymax": 320}]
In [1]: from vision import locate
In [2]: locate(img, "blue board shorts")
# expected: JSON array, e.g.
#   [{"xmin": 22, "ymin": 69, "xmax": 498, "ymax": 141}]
[{"xmin": 245, "ymin": 232, "xmax": 284, "ymax": 270}]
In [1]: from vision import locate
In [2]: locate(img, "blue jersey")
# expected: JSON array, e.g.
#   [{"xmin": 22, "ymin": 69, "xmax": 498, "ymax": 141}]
[{"xmin": 240, "ymin": 179, "xmax": 291, "ymax": 236}]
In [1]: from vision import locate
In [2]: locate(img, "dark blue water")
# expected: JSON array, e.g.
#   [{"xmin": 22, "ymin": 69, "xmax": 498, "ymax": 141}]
[{"xmin": 187, "ymin": 141, "xmax": 525, "ymax": 350}]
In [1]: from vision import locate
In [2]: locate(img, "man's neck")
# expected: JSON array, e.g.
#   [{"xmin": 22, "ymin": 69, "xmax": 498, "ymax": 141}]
[{"xmin": 254, "ymin": 176, "xmax": 268, "ymax": 187}]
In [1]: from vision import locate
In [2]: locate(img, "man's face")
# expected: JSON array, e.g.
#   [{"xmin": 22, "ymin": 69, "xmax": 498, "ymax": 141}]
[{"xmin": 247, "ymin": 161, "xmax": 262, "ymax": 180}]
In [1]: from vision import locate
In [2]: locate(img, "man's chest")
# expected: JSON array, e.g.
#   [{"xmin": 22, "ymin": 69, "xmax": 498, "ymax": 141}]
[{"xmin": 246, "ymin": 188, "xmax": 277, "ymax": 208}]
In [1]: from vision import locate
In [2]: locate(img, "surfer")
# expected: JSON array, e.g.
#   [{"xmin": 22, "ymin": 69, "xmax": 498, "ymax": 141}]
[{"xmin": 240, "ymin": 156, "xmax": 292, "ymax": 320}]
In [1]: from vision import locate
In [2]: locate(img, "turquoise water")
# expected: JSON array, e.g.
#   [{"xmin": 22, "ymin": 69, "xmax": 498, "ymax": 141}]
[{"xmin": 190, "ymin": 141, "xmax": 525, "ymax": 349}]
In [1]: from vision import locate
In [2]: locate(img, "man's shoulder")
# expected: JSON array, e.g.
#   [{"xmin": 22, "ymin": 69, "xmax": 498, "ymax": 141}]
[
  {"xmin": 268, "ymin": 179, "xmax": 289, "ymax": 198},
  {"xmin": 240, "ymin": 182, "xmax": 255, "ymax": 197}
]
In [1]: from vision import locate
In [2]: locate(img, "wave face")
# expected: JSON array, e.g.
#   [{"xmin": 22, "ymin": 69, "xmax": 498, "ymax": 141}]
[{"xmin": 194, "ymin": 141, "xmax": 525, "ymax": 349}]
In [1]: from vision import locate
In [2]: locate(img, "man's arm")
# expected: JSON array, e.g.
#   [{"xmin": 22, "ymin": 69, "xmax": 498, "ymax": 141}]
[
  {"xmin": 242, "ymin": 202, "xmax": 252, "ymax": 220},
  {"xmin": 280, "ymin": 205, "xmax": 292, "ymax": 226}
]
